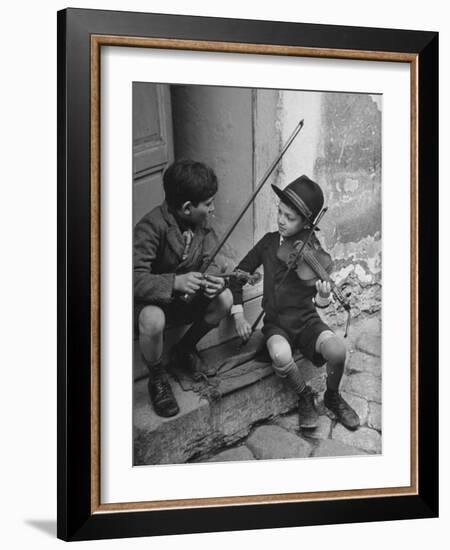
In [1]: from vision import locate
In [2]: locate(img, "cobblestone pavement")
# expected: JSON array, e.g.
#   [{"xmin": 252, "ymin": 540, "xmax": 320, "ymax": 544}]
[{"xmin": 196, "ymin": 315, "xmax": 382, "ymax": 462}]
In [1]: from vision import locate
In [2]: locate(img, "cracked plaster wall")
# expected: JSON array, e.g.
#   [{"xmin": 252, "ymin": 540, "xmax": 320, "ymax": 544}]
[{"xmin": 279, "ymin": 90, "xmax": 382, "ymax": 322}]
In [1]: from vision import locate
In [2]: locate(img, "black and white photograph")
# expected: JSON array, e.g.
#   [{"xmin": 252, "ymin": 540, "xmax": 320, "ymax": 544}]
[
  {"xmin": 0, "ymin": 0, "xmax": 443, "ymax": 547},
  {"xmin": 57, "ymin": 9, "xmax": 437, "ymax": 540},
  {"xmin": 132, "ymin": 83, "xmax": 382, "ymax": 466}
]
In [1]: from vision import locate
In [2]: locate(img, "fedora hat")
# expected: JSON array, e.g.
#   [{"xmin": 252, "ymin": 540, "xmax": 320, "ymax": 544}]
[{"xmin": 272, "ymin": 175, "xmax": 324, "ymax": 223}]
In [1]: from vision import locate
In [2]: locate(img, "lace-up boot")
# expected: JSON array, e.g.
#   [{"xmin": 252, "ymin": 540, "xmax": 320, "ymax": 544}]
[
  {"xmin": 324, "ymin": 389, "xmax": 360, "ymax": 430},
  {"xmin": 147, "ymin": 366, "xmax": 179, "ymax": 417}
]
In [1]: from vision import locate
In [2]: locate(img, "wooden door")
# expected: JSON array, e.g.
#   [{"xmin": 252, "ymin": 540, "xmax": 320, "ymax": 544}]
[{"xmin": 133, "ymin": 83, "xmax": 174, "ymax": 225}]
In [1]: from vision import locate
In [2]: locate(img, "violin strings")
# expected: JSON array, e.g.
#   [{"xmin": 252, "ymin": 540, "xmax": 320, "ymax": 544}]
[
  {"xmin": 303, "ymin": 249, "xmax": 349, "ymax": 304},
  {"xmin": 303, "ymin": 250, "xmax": 330, "ymax": 281},
  {"xmin": 285, "ymin": 240, "xmax": 345, "ymax": 303}
]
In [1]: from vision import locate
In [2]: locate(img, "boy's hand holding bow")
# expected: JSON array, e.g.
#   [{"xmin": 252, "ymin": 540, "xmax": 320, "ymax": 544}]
[
  {"xmin": 202, "ymin": 273, "xmax": 226, "ymax": 299},
  {"xmin": 174, "ymin": 272, "xmax": 225, "ymax": 300},
  {"xmin": 174, "ymin": 272, "xmax": 204, "ymax": 295}
]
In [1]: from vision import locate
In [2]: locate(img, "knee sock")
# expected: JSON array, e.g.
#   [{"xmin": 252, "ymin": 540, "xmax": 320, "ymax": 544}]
[
  {"xmin": 177, "ymin": 319, "xmax": 218, "ymax": 351},
  {"xmin": 326, "ymin": 361, "xmax": 344, "ymax": 391},
  {"xmin": 273, "ymin": 358, "xmax": 306, "ymax": 395},
  {"xmin": 319, "ymin": 338, "xmax": 346, "ymax": 392}
]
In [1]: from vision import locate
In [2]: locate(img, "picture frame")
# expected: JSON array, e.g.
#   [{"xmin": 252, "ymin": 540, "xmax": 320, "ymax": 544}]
[{"xmin": 57, "ymin": 7, "xmax": 438, "ymax": 541}]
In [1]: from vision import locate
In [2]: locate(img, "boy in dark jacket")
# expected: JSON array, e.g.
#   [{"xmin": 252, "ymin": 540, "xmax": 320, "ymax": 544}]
[
  {"xmin": 134, "ymin": 160, "xmax": 232, "ymax": 418},
  {"xmin": 230, "ymin": 176, "xmax": 359, "ymax": 430}
]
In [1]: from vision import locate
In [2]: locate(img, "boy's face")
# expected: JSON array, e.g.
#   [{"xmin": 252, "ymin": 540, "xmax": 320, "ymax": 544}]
[
  {"xmin": 277, "ymin": 200, "xmax": 306, "ymax": 237},
  {"xmin": 180, "ymin": 195, "xmax": 216, "ymax": 227}
]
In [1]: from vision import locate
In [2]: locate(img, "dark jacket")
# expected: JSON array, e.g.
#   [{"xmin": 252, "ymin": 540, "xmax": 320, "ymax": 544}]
[
  {"xmin": 134, "ymin": 201, "xmax": 220, "ymax": 306},
  {"xmin": 230, "ymin": 232, "xmax": 325, "ymax": 336}
]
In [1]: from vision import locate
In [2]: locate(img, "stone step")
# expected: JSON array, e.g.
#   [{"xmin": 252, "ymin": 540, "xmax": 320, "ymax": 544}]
[
  {"xmin": 133, "ymin": 333, "xmax": 325, "ymax": 465},
  {"xmin": 133, "ymin": 312, "xmax": 381, "ymax": 465}
]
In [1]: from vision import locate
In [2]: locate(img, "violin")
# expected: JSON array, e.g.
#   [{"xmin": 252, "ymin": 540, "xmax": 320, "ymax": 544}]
[
  {"xmin": 278, "ymin": 232, "xmax": 332, "ymax": 286},
  {"xmin": 276, "ymin": 223, "xmax": 352, "ymax": 336},
  {"xmin": 245, "ymin": 207, "xmax": 352, "ymax": 343}
]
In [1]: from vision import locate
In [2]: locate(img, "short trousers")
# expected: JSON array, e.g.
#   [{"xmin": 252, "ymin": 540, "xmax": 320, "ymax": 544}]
[
  {"xmin": 262, "ymin": 318, "xmax": 334, "ymax": 367},
  {"xmin": 134, "ymin": 293, "xmax": 212, "ymax": 335}
]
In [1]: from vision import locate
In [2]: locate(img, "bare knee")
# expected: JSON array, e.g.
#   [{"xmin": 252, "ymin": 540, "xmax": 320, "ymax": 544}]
[
  {"xmin": 138, "ymin": 306, "xmax": 166, "ymax": 336},
  {"xmin": 205, "ymin": 288, "xmax": 233, "ymax": 322},
  {"xmin": 216, "ymin": 288, "xmax": 233, "ymax": 313},
  {"xmin": 320, "ymin": 336, "xmax": 346, "ymax": 364},
  {"xmin": 267, "ymin": 335, "xmax": 293, "ymax": 367}
]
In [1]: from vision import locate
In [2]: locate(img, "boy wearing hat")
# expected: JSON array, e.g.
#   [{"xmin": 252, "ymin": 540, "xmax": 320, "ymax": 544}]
[
  {"xmin": 134, "ymin": 160, "xmax": 233, "ymax": 418},
  {"xmin": 230, "ymin": 175, "xmax": 359, "ymax": 430}
]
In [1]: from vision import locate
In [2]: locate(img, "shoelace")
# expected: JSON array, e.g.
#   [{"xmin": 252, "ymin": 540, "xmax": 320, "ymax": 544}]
[
  {"xmin": 328, "ymin": 392, "xmax": 346, "ymax": 411},
  {"xmin": 153, "ymin": 377, "xmax": 172, "ymax": 399}
]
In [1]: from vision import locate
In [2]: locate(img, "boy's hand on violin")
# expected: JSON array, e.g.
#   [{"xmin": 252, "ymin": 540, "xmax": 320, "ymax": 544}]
[
  {"xmin": 202, "ymin": 274, "xmax": 225, "ymax": 299},
  {"xmin": 174, "ymin": 272, "xmax": 204, "ymax": 295},
  {"xmin": 316, "ymin": 280, "xmax": 331, "ymax": 299},
  {"xmin": 233, "ymin": 313, "xmax": 252, "ymax": 343}
]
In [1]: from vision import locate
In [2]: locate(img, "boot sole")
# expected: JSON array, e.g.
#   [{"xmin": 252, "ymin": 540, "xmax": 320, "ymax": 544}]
[
  {"xmin": 300, "ymin": 421, "xmax": 319, "ymax": 429},
  {"xmin": 325, "ymin": 408, "xmax": 360, "ymax": 431},
  {"xmin": 340, "ymin": 420, "xmax": 360, "ymax": 431},
  {"xmin": 152, "ymin": 403, "xmax": 180, "ymax": 417}
]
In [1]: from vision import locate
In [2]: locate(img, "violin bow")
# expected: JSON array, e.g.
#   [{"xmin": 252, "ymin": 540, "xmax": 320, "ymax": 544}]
[
  {"xmin": 202, "ymin": 119, "xmax": 305, "ymax": 273},
  {"xmin": 181, "ymin": 119, "xmax": 305, "ymax": 301}
]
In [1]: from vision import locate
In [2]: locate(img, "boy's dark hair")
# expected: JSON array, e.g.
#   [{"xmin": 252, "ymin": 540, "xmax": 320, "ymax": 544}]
[{"xmin": 163, "ymin": 160, "xmax": 218, "ymax": 209}]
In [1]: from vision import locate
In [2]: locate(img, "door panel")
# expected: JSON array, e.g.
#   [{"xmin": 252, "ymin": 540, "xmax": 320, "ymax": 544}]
[{"xmin": 133, "ymin": 83, "xmax": 174, "ymax": 225}]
